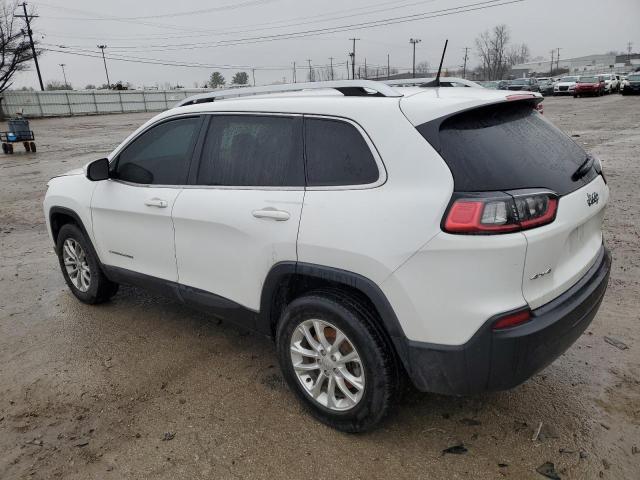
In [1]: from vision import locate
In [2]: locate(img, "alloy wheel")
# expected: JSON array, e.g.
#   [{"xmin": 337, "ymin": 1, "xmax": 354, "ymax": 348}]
[
  {"xmin": 62, "ymin": 238, "xmax": 91, "ymax": 292},
  {"xmin": 290, "ymin": 319, "xmax": 365, "ymax": 411}
]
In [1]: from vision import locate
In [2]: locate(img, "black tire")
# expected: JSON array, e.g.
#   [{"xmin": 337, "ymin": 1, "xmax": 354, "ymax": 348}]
[
  {"xmin": 7, "ymin": 144, "xmax": 13, "ymax": 154},
  {"xmin": 2, "ymin": 143, "xmax": 7, "ymax": 154},
  {"xmin": 56, "ymin": 223, "xmax": 118, "ymax": 304},
  {"xmin": 30, "ymin": 142, "xmax": 36, "ymax": 152},
  {"xmin": 276, "ymin": 290, "xmax": 400, "ymax": 433},
  {"xmin": 23, "ymin": 141, "xmax": 30, "ymax": 152}
]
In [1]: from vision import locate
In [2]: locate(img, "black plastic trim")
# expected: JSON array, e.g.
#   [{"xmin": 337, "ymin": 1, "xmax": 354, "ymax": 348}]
[
  {"xmin": 101, "ymin": 265, "xmax": 258, "ymax": 331},
  {"xmin": 404, "ymin": 245, "xmax": 611, "ymax": 394},
  {"xmin": 48, "ymin": 207, "xmax": 91, "ymax": 251}
]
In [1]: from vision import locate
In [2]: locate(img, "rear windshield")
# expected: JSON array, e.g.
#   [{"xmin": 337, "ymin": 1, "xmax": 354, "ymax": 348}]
[
  {"xmin": 579, "ymin": 76, "xmax": 598, "ymax": 82},
  {"xmin": 416, "ymin": 102, "xmax": 597, "ymax": 195}
]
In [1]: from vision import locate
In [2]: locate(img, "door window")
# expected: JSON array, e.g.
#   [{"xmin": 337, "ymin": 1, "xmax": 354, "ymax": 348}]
[
  {"xmin": 197, "ymin": 115, "xmax": 304, "ymax": 187},
  {"xmin": 114, "ymin": 116, "xmax": 201, "ymax": 185}
]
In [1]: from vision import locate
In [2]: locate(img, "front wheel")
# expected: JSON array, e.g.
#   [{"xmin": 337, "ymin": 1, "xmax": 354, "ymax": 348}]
[
  {"xmin": 56, "ymin": 223, "xmax": 118, "ymax": 304},
  {"xmin": 276, "ymin": 291, "xmax": 400, "ymax": 432}
]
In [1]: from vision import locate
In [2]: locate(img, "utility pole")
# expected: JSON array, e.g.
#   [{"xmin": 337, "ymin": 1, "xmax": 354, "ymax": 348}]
[
  {"xmin": 59, "ymin": 64, "xmax": 68, "ymax": 88},
  {"xmin": 306, "ymin": 59, "xmax": 313, "ymax": 82},
  {"xmin": 346, "ymin": 57, "xmax": 350, "ymax": 79},
  {"xmin": 462, "ymin": 47, "xmax": 470, "ymax": 79},
  {"xmin": 409, "ymin": 38, "xmax": 422, "ymax": 78},
  {"xmin": 627, "ymin": 41, "xmax": 633, "ymax": 63},
  {"xmin": 549, "ymin": 50, "xmax": 554, "ymax": 76},
  {"xmin": 349, "ymin": 38, "xmax": 359, "ymax": 80},
  {"xmin": 329, "ymin": 57, "xmax": 334, "ymax": 80},
  {"xmin": 97, "ymin": 45, "xmax": 111, "ymax": 88},
  {"xmin": 364, "ymin": 58, "xmax": 367, "ymax": 79},
  {"xmin": 16, "ymin": 2, "xmax": 44, "ymax": 91},
  {"xmin": 387, "ymin": 53, "xmax": 390, "ymax": 80},
  {"xmin": 251, "ymin": 68, "xmax": 255, "ymax": 86},
  {"xmin": 556, "ymin": 47, "xmax": 561, "ymax": 73},
  {"xmin": 292, "ymin": 61, "xmax": 296, "ymax": 83}
]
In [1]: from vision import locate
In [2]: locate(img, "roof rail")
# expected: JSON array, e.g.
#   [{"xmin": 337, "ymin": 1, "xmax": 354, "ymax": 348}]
[
  {"xmin": 176, "ymin": 80, "xmax": 401, "ymax": 107},
  {"xmin": 384, "ymin": 77, "xmax": 482, "ymax": 88}
]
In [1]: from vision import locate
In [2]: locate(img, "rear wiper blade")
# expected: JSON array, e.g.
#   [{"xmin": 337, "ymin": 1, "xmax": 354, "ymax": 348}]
[{"xmin": 572, "ymin": 155, "xmax": 594, "ymax": 181}]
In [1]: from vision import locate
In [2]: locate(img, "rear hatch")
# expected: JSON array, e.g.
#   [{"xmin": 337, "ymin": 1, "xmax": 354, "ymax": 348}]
[{"xmin": 413, "ymin": 98, "xmax": 608, "ymax": 309}]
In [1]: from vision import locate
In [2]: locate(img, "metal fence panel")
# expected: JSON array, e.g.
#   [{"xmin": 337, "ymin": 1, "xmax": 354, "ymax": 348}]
[{"xmin": 0, "ymin": 89, "xmax": 212, "ymax": 118}]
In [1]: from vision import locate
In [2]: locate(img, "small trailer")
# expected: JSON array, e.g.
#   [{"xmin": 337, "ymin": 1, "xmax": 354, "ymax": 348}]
[{"xmin": 1, "ymin": 118, "xmax": 36, "ymax": 154}]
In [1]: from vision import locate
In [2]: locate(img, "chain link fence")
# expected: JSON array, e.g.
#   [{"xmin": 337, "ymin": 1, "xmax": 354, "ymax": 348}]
[{"xmin": 0, "ymin": 89, "xmax": 212, "ymax": 118}]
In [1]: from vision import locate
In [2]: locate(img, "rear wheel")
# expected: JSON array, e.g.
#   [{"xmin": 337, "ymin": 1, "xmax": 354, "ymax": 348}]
[
  {"xmin": 56, "ymin": 223, "xmax": 118, "ymax": 304},
  {"xmin": 7, "ymin": 144, "xmax": 13, "ymax": 154},
  {"xmin": 23, "ymin": 142, "xmax": 30, "ymax": 152},
  {"xmin": 29, "ymin": 142, "xmax": 36, "ymax": 152},
  {"xmin": 276, "ymin": 291, "xmax": 399, "ymax": 432}
]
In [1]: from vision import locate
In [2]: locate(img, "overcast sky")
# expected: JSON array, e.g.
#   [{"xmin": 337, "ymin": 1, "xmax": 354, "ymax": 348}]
[{"xmin": 12, "ymin": 0, "xmax": 640, "ymax": 89}]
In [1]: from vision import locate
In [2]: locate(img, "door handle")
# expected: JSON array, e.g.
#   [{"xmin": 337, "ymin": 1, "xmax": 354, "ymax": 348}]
[
  {"xmin": 144, "ymin": 198, "xmax": 168, "ymax": 208},
  {"xmin": 252, "ymin": 208, "xmax": 290, "ymax": 221}
]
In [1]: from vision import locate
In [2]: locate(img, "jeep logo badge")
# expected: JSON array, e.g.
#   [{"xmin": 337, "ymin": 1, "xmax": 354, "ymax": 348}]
[{"xmin": 587, "ymin": 192, "xmax": 599, "ymax": 207}]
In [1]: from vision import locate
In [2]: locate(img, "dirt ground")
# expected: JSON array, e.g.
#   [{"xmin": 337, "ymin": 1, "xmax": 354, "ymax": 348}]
[{"xmin": 0, "ymin": 94, "xmax": 638, "ymax": 480}]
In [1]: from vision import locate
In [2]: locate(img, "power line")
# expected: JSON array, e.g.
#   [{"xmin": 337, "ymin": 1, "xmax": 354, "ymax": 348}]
[
  {"xmin": 49, "ymin": 0, "xmax": 524, "ymax": 53},
  {"xmin": 15, "ymin": 2, "xmax": 44, "ymax": 91},
  {"xmin": 40, "ymin": 0, "xmax": 441, "ymax": 40}
]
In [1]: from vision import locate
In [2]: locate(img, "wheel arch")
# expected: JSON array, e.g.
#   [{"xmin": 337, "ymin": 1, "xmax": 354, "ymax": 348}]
[
  {"xmin": 49, "ymin": 207, "xmax": 91, "ymax": 252},
  {"xmin": 258, "ymin": 262, "xmax": 409, "ymax": 364}
]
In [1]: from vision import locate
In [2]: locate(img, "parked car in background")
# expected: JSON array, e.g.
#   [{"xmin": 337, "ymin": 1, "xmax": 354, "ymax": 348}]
[
  {"xmin": 554, "ymin": 76, "xmax": 579, "ymax": 95},
  {"xmin": 507, "ymin": 77, "xmax": 540, "ymax": 92},
  {"xmin": 497, "ymin": 80, "xmax": 511, "ymax": 90},
  {"xmin": 574, "ymin": 76, "xmax": 605, "ymax": 97},
  {"xmin": 479, "ymin": 80, "xmax": 500, "ymax": 89},
  {"xmin": 599, "ymin": 74, "xmax": 619, "ymax": 93},
  {"xmin": 620, "ymin": 73, "xmax": 640, "ymax": 95},
  {"xmin": 537, "ymin": 78, "xmax": 555, "ymax": 96}
]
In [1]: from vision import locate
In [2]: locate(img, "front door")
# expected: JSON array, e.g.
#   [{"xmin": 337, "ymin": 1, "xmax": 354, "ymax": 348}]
[{"xmin": 91, "ymin": 115, "xmax": 203, "ymax": 281}]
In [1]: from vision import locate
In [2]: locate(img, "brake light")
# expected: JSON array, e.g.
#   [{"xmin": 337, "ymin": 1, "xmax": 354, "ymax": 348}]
[
  {"xmin": 443, "ymin": 191, "xmax": 558, "ymax": 234},
  {"xmin": 492, "ymin": 309, "xmax": 532, "ymax": 330}
]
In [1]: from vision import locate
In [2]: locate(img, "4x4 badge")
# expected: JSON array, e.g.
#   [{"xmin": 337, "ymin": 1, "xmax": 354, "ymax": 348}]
[{"xmin": 587, "ymin": 192, "xmax": 599, "ymax": 207}]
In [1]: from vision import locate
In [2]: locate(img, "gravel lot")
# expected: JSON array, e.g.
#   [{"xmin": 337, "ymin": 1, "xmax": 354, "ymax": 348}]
[{"xmin": 0, "ymin": 94, "xmax": 638, "ymax": 479}]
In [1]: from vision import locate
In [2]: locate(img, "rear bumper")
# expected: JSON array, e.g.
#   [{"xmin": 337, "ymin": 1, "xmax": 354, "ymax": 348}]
[{"xmin": 402, "ymin": 245, "xmax": 611, "ymax": 394}]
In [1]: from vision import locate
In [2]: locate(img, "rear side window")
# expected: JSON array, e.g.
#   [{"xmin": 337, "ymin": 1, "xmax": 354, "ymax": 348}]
[
  {"xmin": 197, "ymin": 115, "xmax": 303, "ymax": 187},
  {"xmin": 417, "ymin": 102, "xmax": 596, "ymax": 195},
  {"xmin": 115, "ymin": 117, "xmax": 201, "ymax": 185},
  {"xmin": 304, "ymin": 118, "xmax": 379, "ymax": 187}
]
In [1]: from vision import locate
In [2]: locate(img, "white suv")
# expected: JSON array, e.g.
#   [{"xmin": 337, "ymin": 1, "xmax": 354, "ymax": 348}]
[
  {"xmin": 44, "ymin": 80, "xmax": 611, "ymax": 432},
  {"xmin": 599, "ymin": 73, "xmax": 619, "ymax": 93}
]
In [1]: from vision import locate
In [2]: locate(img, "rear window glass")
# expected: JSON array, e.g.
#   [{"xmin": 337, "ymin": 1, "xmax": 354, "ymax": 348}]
[{"xmin": 417, "ymin": 102, "xmax": 597, "ymax": 195}]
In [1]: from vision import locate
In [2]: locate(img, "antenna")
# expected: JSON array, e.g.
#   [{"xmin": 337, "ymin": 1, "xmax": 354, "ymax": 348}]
[{"xmin": 422, "ymin": 39, "xmax": 449, "ymax": 87}]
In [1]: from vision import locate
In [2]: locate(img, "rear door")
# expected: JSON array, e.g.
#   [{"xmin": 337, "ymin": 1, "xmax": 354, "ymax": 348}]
[
  {"xmin": 417, "ymin": 101, "xmax": 608, "ymax": 309},
  {"xmin": 172, "ymin": 114, "xmax": 305, "ymax": 312}
]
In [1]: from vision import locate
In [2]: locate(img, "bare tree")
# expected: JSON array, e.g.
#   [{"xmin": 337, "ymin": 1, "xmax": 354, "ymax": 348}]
[
  {"xmin": 416, "ymin": 61, "xmax": 430, "ymax": 75},
  {"xmin": 45, "ymin": 80, "xmax": 72, "ymax": 90},
  {"xmin": 507, "ymin": 43, "xmax": 531, "ymax": 67},
  {"xmin": 0, "ymin": 1, "xmax": 39, "ymax": 93},
  {"xmin": 475, "ymin": 24, "xmax": 510, "ymax": 80}
]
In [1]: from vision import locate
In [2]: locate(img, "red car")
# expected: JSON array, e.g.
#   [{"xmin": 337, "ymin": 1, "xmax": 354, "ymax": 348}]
[{"xmin": 574, "ymin": 75, "xmax": 605, "ymax": 97}]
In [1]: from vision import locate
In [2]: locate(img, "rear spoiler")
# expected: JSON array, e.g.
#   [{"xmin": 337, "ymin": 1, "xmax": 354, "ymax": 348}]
[{"xmin": 417, "ymin": 96, "xmax": 544, "ymax": 153}]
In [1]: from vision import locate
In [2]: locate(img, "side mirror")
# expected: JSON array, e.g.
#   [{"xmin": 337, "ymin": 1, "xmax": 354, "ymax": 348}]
[{"xmin": 86, "ymin": 158, "xmax": 110, "ymax": 181}]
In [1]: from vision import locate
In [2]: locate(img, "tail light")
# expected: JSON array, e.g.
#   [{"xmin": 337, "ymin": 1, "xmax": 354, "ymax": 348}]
[
  {"xmin": 492, "ymin": 308, "xmax": 532, "ymax": 330},
  {"xmin": 443, "ymin": 190, "xmax": 558, "ymax": 235}
]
